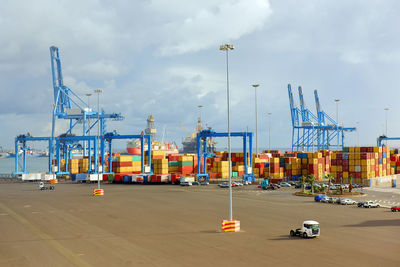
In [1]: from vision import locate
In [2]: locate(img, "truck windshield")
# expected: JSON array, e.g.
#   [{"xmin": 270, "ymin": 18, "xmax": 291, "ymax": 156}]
[{"xmin": 304, "ymin": 224, "xmax": 319, "ymax": 229}]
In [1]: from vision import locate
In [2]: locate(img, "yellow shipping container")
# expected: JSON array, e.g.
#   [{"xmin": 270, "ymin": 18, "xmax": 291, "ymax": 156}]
[{"xmin": 116, "ymin": 156, "xmax": 133, "ymax": 162}]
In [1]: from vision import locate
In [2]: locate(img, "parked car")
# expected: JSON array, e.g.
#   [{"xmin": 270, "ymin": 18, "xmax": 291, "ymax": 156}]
[
  {"xmin": 192, "ymin": 181, "xmax": 200, "ymax": 186},
  {"xmin": 328, "ymin": 197, "xmax": 340, "ymax": 204},
  {"xmin": 288, "ymin": 181, "xmax": 297, "ymax": 186},
  {"xmin": 327, "ymin": 197, "xmax": 336, "ymax": 203},
  {"xmin": 340, "ymin": 198, "xmax": 356, "ymax": 205},
  {"xmin": 364, "ymin": 201, "xmax": 380, "ymax": 208},
  {"xmin": 218, "ymin": 182, "xmax": 229, "ymax": 188},
  {"xmin": 295, "ymin": 184, "xmax": 302, "ymax": 189},
  {"xmin": 280, "ymin": 182, "xmax": 291, "ymax": 187},
  {"xmin": 320, "ymin": 197, "xmax": 332, "ymax": 203},
  {"xmin": 391, "ymin": 206, "xmax": 400, "ymax": 212},
  {"xmin": 357, "ymin": 201, "xmax": 367, "ymax": 207},
  {"xmin": 266, "ymin": 184, "xmax": 280, "ymax": 190},
  {"xmin": 233, "ymin": 181, "xmax": 243, "ymax": 186},
  {"xmin": 270, "ymin": 183, "xmax": 281, "ymax": 188},
  {"xmin": 200, "ymin": 181, "xmax": 209, "ymax": 186}
]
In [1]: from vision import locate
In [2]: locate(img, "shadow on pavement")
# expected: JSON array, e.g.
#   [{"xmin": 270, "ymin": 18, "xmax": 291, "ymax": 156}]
[
  {"xmin": 269, "ymin": 235, "xmax": 306, "ymax": 241},
  {"xmin": 345, "ymin": 219, "xmax": 400, "ymax": 227}
]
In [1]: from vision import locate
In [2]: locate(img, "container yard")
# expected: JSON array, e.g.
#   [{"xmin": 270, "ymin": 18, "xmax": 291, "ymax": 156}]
[{"xmin": 1, "ymin": 182, "xmax": 400, "ymax": 266}]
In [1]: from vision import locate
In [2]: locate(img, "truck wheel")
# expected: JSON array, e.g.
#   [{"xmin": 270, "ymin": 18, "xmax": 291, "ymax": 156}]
[
  {"xmin": 302, "ymin": 233, "xmax": 307, "ymax": 238},
  {"xmin": 290, "ymin": 230, "xmax": 295, "ymax": 236}
]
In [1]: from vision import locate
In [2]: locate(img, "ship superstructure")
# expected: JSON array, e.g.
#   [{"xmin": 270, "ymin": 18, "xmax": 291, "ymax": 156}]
[
  {"xmin": 181, "ymin": 117, "xmax": 216, "ymax": 154},
  {"xmin": 127, "ymin": 115, "xmax": 178, "ymax": 155}
]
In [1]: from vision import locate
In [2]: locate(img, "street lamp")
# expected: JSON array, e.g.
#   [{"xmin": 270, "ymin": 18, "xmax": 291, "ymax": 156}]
[
  {"xmin": 334, "ymin": 99, "xmax": 340, "ymax": 150},
  {"xmin": 94, "ymin": 89, "xmax": 102, "ymax": 190},
  {"xmin": 268, "ymin": 112, "xmax": 272, "ymax": 151},
  {"xmin": 85, "ymin": 93, "xmax": 92, "ymax": 159},
  {"xmin": 384, "ymin": 108, "xmax": 389, "ymax": 137},
  {"xmin": 252, "ymin": 84, "xmax": 259, "ymax": 156},
  {"xmin": 198, "ymin": 105, "xmax": 203, "ymax": 123},
  {"xmin": 220, "ymin": 43, "xmax": 234, "ymax": 222}
]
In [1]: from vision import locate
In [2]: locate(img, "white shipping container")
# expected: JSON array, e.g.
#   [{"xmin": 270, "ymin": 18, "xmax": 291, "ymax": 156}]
[
  {"xmin": 160, "ymin": 174, "xmax": 169, "ymax": 183},
  {"xmin": 355, "ymin": 166, "xmax": 361, "ymax": 172},
  {"xmin": 144, "ymin": 165, "xmax": 151, "ymax": 173},
  {"xmin": 21, "ymin": 173, "xmax": 41, "ymax": 181},
  {"xmin": 41, "ymin": 173, "xmax": 56, "ymax": 181},
  {"xmin": 87, "ymin": 174, "xmax": 103, "ymax": 181},
  {"xmin": 52, "ymin": 165, "xmax": 58, "ymax": 172}
]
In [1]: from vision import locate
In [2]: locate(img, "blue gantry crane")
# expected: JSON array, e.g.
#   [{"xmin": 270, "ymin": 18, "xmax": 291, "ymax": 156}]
[
  {"xmin": 48, "ymin": 46, "xmax": 124, "ymax": 171},
  {"xmin": 288, "ymin": 84, "xmax": 355, "ymax": 151},
  {"xmin": 196, "ymin": 129, "xmax": 254, "ymax": 182},
  {"xmin": 13, "ymin": 46, "xmax": 154, "ymax": 177}
]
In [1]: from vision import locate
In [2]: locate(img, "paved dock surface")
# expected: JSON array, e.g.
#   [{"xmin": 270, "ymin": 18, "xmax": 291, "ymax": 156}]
[{"xmin": 0, "ymin": 183, "xmax": 399, "ymax": 266}]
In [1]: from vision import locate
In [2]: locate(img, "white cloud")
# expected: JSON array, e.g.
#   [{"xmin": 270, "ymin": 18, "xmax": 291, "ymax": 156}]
[{"xmin": 155, "ymin": 0, "xmax": 272, "ymax": 56}]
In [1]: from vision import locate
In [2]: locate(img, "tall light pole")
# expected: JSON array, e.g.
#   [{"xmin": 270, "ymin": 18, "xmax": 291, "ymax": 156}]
[
  {"xmin": 334, "ymin": 99, "xmax": 340, "ymax": 150},
  {"xmin": 252, "ymin": 84, "xmax": 259, "ymax": 156},
  {"xmin": 268, "ymin": 112, "xmax": 272, "ymax": 151},
  {"xmin": 86, "ymin": 93, "xmax": 92, "ymax": 159},
  {"xmin": 384, "ymin": 107, "xmax": 389, "ymax": 137},
  {"xmin": 94, "ymin": 89, "xmax": 102, "ymax": 189},
  {"xmin": 220, "ymin": 43, "xmax": 234, "ymax": 221},
  {"xmin": 198, "ymin": 105, "xmax": 203, "ymax": 123}
]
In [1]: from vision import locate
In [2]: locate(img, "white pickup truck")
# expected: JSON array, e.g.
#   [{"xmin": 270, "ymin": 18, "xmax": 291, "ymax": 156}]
[
  {"xmin": 180, "ymin": 176, "xmax": 195, "ymax": 186},
  {"xmin": 290, "ymin": 220, "xmax": 320, "ymax": 238}
]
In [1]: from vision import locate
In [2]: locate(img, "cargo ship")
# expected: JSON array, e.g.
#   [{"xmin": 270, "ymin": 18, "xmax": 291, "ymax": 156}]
[
  {"xmin": 126, "ymin": 115, "xmax": 179, "ymax": 155},
  {"xmin": 181, "ymin": 117, "xmax": 216, "ymax": 154}
]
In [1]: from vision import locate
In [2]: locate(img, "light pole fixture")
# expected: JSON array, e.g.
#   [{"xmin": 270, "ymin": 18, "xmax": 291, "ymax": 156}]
[
  {"xmin": 94, "ymin": 89, "xmax": 103, "ymax": 190},
  {"xmin": 220, "ymin": 43, "xmax": 234, "ymax": 222},
  {"xmin": 252, "ymin": 84, "xmax": 259, "ymax": 157},
  {"xmin": 334, "ymin": 99, "xmax": 340, "ymax": 150}
]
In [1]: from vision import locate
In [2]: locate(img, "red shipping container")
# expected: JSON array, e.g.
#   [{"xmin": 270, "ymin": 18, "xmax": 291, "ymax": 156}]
[
  {"xmin": 114, "ymin": 174, "xmax": 124, "ymax": 182},
  {"xmin": 112, "ymin": 161, "xmax": 133, "ymax": 167},
  {"xmin": 336, "ymin": 153, "xmax": 343, "ymax": 160}
]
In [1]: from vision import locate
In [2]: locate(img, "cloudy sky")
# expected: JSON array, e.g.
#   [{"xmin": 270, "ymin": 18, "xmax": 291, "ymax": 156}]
[{"xmin": 0, "ymin": 0, "xmax": 399, "ymax": 151}]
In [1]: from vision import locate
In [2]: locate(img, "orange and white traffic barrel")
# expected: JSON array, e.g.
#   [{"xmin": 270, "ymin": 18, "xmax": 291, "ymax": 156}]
[
  {"xmin": 222, "ymin": 220, "xmax": 240, "ymax": 232},
  {"xmin": 93, "ymin": 189, "xmax": 104, "ymax": 196}
]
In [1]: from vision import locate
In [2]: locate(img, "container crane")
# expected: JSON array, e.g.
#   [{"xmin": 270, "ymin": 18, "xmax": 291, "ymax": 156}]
[{"xmin": 288, "ymin": 84, "xmax": 355, "ymax": 151}]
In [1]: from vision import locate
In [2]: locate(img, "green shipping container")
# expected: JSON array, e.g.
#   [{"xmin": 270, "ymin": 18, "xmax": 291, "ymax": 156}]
[
  {"xmin": 232, "ymin": 171, "xmax": 238, "ymax": 177},
  {"xmin": 343, "ymin": 147, "xmax": 350, "ymax": 152},
  {"xmin": 108, "ymin": 174, "xmax": 115, "ymax": 181},
  {"xmin": 178, "ymin": 161, "xmax": 193, "ymax": 167},
  {"xmin": 132, "ymin": 155, "xmax": 142, "ymax": 161},
  {"xmin": 168, "ymin": 161, "xmax": 179, "ymax": 167}
]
